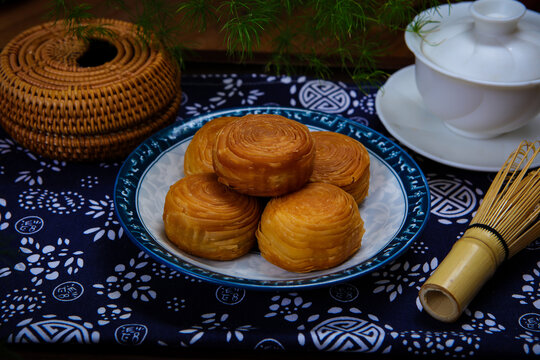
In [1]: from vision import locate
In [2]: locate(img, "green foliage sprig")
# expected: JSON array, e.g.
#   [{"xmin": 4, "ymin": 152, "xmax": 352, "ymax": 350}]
[
  {"xmin": 49, "ymin": 0, "xmax": 450, "ymax": 85},
  {"xmin": 48, "ymin": 0, "xmax": 116, "ymax": 41}
]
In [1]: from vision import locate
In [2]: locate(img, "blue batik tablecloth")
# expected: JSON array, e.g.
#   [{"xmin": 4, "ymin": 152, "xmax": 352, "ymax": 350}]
[{"xmin": 0, "ymin": 72, "xmax": 539, "ymax": 359}]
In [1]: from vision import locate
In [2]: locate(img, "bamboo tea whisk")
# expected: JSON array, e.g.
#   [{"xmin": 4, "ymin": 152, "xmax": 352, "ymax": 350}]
[{"xmin": 419, "ymin": 140, "xmax": 540, "ymax": 322}]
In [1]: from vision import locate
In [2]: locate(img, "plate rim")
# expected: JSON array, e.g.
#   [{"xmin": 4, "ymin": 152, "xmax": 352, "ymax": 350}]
[{"xmin": 114, "ymin": 106, "xmax": 431, "ymax": 290}]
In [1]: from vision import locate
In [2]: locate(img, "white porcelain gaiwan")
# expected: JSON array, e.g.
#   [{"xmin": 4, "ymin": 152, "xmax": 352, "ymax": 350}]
[{"xmin": 405, "ymin": 0, "xmax": 540, "ymax": 139}]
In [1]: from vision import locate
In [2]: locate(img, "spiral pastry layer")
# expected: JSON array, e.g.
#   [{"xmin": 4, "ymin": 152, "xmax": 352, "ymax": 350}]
[
  {"xmin": 184, "ymin": 117, "xmax": 238, "ymax": 176},
  {"xmin": 256, "ymin": 182, "xmax": 364, "ymax": 272},
  {"xmin": 213, "ymin": 114, "xmax": 315, "ymax": 197},
  {"xmin": 163, "ymin": 173, "xmax": 262, "ymax": 260},
  {"xmin": 309, "ymin": 131, "xmax": 370, "ymax": 204}
]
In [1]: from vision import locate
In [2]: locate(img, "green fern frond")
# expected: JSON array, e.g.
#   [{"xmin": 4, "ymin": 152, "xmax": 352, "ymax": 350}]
[
  {"xmin": 218, "ymin": 0, "xmax": 280, "ymax": 60},
  {"xmin": 377, "ymin": 0, "xmax": 417, "ymax": 30},
  {"xmin": 301, "ymin": 52, "xmax": 332, "ymax": 79},
  {"xmin": 406, "ymin": 13, "xmax": 442, "ymax": 46},
  {"xmin": 351, "ymin": 67, "xmax": 388, "ymax": 89},
  {"xmin": 176, "ymin": 0, "xmax": 216, "ymax": 32},
  {"xmin": 312, "ymin": 0, "xmax": 367, "ymax": 36},
  {"xmin": 135, "ymin": 0, "xmax": 182, "ymax": 46},
  {"xmin": 48, "ymin": 0, "xmax": 120, "ymax": 44},
  {"xmin": 73, "ymin": 23, "xmax": 116, "ymax": 42},
  {"xmin": 265, "ymin": 52, "xmax": 297, "ymax": 76},
  {"xmin": 46, "ymin": 0, "xmax": 452, "ymax": 86}
]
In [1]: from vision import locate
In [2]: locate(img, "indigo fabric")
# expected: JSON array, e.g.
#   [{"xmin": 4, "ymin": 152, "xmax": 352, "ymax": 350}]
[{"xmin": 0, "ymin": 73, "xmax": 539, "ymax": 358}]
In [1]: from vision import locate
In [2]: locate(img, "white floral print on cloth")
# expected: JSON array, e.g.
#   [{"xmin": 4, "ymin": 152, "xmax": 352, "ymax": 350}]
[
  {"xmin": 329, "ymin": 283, "xmax": 360, "ymax": 303},
  {"xmin": 18, "ymin": 189, "xmax": 85, "ymax": 214},
  {"xmin": 513, "ymin": 261, "xmax": 540, "ymax": 310},
  {"xmin": 461, "ymin": 310, "xmax": 506, "ymax": 334},
  {"xmin": 14, "ymin": 237, "xmax": 84, "ymax": 285},
  {"xmin": 150, "ymin": 262, "xmax": 184, "ymax": 280},
  {"xmin": 14, "ymin": 215, "xmax": 44, "ymax": 235},
  {"xmin": 393, "ymin": 329, "xmax": 481, "ymax": 357},
  {"xmin": 84, "ymin": 195, "xmax": 124, "ymax": 241},
  {"xmin": 114, "ymin": 324, "xmax": 148, "ymax": 345},
  {"xmin": 0, "ymin": 288, "xmax": 46, "ymax": 323},
  {"xmin": 296, "ymin": 79, "xmax": 351, "ymax": 113},
  {"xmin": 265, "ymin": 293, "xmax": 313, "ymax": 322},
  {"xmin": 179, "ymin": 313, "xmax": 254, "ymax": 345},
  {"xmin": 0, "ymin": 197, "xmax": 13, "ymax": 279},
  {"xmin": 264, "ymin": 293, "xmax": 319, "ymax": 347},
  {"xmin": 93, "ymin": 251, "xmax": 156, "ymax": 301},
  {"xmin": 391, "ymin": 311, "xmax": 506, "ymax": 358},
  {"xmin": 184, "ymin": 74, "xmax": 265, "ymax": 116},
  {"xmin": 80, "ymin": 175, "xmax": 99, "ymax": 189},
  {"xmin": 52, "ymin": 281, "xmax": 84, "ymax": 302},
  {"xmin": 311, "ymin": 316, "xmax": 386, "ymax": 352},
  {"xmin": 517, "ymin": 309, "xmax": 540, "ymax": 355},
  {"xmin": 427, "ymin": 173, "xmax": 483, "ymax": 226},
  {"xmin": 166, "ymin": 297, "xmax": 187, "ymax": 312},
  {"xmin": 0, "ymin": 137, "xmax": 34, "ymax": 155},
  {"xmin": 15, "ymin": 159, "xmax": 65, "ymax": 186},
  {"xmin": 215, "ymin": 286, "xmax": 246, "ymax": 305},
  {"xmin": 289, "ymin": 78, "xmax": 376, "ymax": 117},
  {"xmin": 7, "ymin": 315, "xmax": 100, "ymax": 344},
  {"xmin": 310, "ymin": 308, "xmax": 393, "ymax": 353},
  {"xmin": 0, "ymin": 197, "xmax": 11, "ymax": 231},
  {"xmin": 0, "ymin": 73, "xmax": 537, "ymax": 358},
  {"xmin": 254, "ymin": 338, "xmax": 285, "ymax": 351},
  {"xmin": 371, "ymin": 259, "xmax": 438, "ymax": 311},
  {"xmin": 97, "ymin": 304, "xmax": 132, "ymax": 326},
  {"xmin": 516, "ymin": 331, "xmax": 540, "ymax": 355}
]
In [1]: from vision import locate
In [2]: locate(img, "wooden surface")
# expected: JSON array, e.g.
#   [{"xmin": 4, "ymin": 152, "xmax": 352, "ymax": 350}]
[
  {"xmin": 0, "ymin": 0, "xmax": 414, "ymax": 73},
  {"xmin": 1, "ymin": 0, "xmax": 540, "ymax": 74}
]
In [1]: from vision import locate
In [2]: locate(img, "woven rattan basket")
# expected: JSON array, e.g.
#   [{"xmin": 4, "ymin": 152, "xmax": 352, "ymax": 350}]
[{"xmin": 0, "ymin": 18, "xmax": 182, "ymax": 161}]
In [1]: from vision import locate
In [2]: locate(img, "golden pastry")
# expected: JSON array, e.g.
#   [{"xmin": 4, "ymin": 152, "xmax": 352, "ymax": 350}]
[
  {"xmin": 213, "ymin": 114, "xmax": 315, "ymax": 197},
  {"xmin": 184, "ymin": 116, "xmax": 238, "ymax": 176},
  {"xmin": 256, "ymin": 182, "xmax": 364, "ymax": 273},
  {"xmin": 163, "ymin": 173, "xmax": 262, "ymax": 260},
  {"xmin": 309, "ymin": 131, "xmax": 370, "ymax": 204}
]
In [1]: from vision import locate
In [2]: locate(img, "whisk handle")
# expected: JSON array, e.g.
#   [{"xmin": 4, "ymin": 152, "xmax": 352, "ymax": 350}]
[{"xmin": 419, "ymin": 229, "xmax": 506, "ymax": 322}]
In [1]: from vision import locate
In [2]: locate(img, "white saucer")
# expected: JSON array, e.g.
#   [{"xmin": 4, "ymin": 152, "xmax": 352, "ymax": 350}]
[{"xmin": 375, "ymin": 65, "xmax": 540, "ymax": 172}]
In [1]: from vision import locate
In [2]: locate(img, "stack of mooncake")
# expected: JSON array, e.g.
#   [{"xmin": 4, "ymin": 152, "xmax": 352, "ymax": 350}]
[{"xmin": 162, "ymin": 114, "xmax": 370, "ymax": 273}]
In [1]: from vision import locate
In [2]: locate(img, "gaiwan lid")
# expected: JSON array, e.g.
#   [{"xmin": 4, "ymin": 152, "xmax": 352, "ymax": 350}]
[{"xmin": 405, "ymin": 0, "xmax": 540, "ymax": 85}]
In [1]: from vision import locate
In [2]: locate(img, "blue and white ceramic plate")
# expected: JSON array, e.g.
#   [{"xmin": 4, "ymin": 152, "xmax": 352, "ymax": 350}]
[{"xmin": 114, "ymin": 106, "xmax": 430, "ymax": 290}]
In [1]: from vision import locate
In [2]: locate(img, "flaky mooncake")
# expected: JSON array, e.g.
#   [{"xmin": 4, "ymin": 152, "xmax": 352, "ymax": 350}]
[
  {"xmin": 213, "ymin": 114, "xmax": 315, "ymax": 197},
  {"xmin": 163, "ymin": 173, "xmax": 262, "ymax": 260},
  {"xmin": 256, "ymin": 182, "xmax": 365, "ymax": 273},
  {"xmin": 309, "ymin": 131, "xmax": 370, "ymax": 204},
  {"xmin": 184, "ymin": 116, "xmax": 238, "ymax": 176}
]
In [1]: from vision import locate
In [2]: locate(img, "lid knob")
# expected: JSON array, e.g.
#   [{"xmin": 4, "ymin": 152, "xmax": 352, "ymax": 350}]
[{"xmin": 470, "ymin": 0, "xmax": 526, "ymax": 35}]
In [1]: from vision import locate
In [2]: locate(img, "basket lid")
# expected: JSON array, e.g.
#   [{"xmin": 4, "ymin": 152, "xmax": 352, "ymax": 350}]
[{"xmin": 405, "ymin": 0, "xmax": 540, "ymax": 84}]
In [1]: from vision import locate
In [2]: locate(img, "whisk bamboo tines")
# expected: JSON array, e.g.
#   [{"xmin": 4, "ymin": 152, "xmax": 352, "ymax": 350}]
[{"xmin": 419, "ymin": 140, "xmax": 540, "ymax": 323}]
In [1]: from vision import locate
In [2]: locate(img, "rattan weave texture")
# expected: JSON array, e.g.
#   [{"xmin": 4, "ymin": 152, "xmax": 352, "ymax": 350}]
[{"xmin": 0, "ymin": 18, "xmax": 182, "ymax": 161}]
